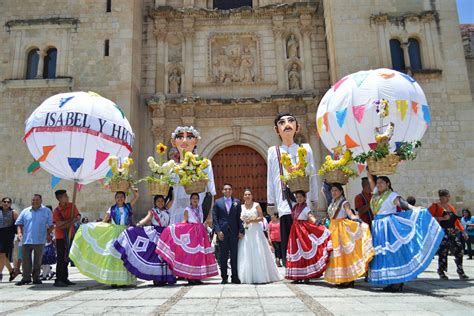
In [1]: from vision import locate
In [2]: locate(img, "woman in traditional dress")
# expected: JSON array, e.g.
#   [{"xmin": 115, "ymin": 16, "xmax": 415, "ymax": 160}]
[
  {"xmin": 69, "ymin": 189, "xmax": 138, "ymax": 287},
  {"xmin": 368, "ymin": 174, "xmax": 444, "ymax": 292},
  {"xmin": 286, "ymin": 191, "xmax": 332, "ymax": 283},
  {"xmin": 114, "ymin": 194, "xmax": 176, "ymax": 286},
  {"xmin": 156, "ymin": 193, "xmax": 218, "ymax": 285},
  {"xmin": 324, "ymin": 184, "xmax": 374, "ymax": 287},
  {"xmin": 237, "ymin": 189, "xmax": 281, "ymax": 284}
]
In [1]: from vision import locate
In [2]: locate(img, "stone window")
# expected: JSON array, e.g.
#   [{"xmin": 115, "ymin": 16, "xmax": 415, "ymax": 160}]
[
  {"xmin": 106, "ymin": 0, "xmax": 112, "ymax": 12},
  {"xmin": 105, "ymin": 39, "xmax": 110, "ymax": 57},
  {"xmin": 408, "ymin": 38, "xmax": 422, "ymax": 71},
  {"xmin": 213, "ymin": 0, "xmax": 252, "ymax": 10},
  {"xmin": 25, "ymin": 48, "xmax": 40, "ymax": 79},
  {"xmin": 43, "ymin": 47, "xmax": 57, "ymax": 79},
  {"xmin": 389, "ymin": 39, "xmax": 405, "ymax": 72}
]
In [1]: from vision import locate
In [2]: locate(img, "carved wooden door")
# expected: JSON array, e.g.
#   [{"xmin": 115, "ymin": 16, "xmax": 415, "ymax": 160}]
[{"xmin": 211, "ymin": 145, "xmax": 267, "ymax": 203}]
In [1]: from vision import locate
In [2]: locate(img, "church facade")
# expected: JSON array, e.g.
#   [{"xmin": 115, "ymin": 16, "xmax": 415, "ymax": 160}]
[{"xmin": 0, "ymin": 0, "xmax": 472, "ymax": 218}]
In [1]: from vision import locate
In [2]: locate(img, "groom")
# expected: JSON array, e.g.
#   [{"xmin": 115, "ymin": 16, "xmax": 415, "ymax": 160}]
[{"xmin": 212, "ymin": 183, "xmax": 244, "ymax": 284}]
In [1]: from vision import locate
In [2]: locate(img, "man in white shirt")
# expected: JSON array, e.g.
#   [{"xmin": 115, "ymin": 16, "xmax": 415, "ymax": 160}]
[{"xmin": 267, "ymin": 113, "xmax": 318, "ymax": 266}]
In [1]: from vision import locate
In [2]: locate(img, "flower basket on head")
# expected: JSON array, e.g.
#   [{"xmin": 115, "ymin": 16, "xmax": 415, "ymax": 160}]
[
  {"xmin": 318, "ymin": 150, "xmax": 357, "ymax": 185},
  {"xmin": 184, "ymin": 179, "xmax": 208, "ymax": 195},
  {"xmin": 367, "ymin": 154, "xmax": 400, "ymax": 176},
  {"xmin": 106, "ymin": 156, "xmax": 134, "ymax": 192},
  {"xmin": 140, "ymin": 143, "xmax": 176, "ymax": 196},
  {"xmin": 280, "ymin": 146, "xmax": 310, "ymax": 193},
  {"xmin": 175, "ymin": 151, "xmax": 210, "ymax": 194}
]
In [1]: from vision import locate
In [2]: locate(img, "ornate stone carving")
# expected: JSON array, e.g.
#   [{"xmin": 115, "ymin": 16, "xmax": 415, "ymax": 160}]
[
  {"xmin": 209, "ymin": 33, "xmax": 260, "ymax": 84},
  {"xmin": 168, "ymin": 68, "xmax": 182, "ymax": 94},
  {"xmin": 168, "ymin": 42, "xmax": 182, "ymax": 63},
  {"xmin": 288, "ymin": 63, "xmax": 301, "ymax": 90},
  {"xmin": 286, "ymin": 34, "xmax": 299, "ymax": 59}
]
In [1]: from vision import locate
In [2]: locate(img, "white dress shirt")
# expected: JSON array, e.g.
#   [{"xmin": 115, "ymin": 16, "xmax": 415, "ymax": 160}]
[{"xmin": 267, "ymin": 143, "xmax": 318, "ymax": 217}]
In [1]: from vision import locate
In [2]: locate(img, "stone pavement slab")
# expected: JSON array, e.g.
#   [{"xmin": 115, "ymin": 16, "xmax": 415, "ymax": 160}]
[{"xmin": 0, "ymin": 259, "xmax": 472, "ymax": 315}]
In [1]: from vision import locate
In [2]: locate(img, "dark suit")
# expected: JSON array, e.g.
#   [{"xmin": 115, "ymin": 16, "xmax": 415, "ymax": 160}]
[{"xmin": 212, "ymin": 197, "xmax": 244, "ymax": 280}]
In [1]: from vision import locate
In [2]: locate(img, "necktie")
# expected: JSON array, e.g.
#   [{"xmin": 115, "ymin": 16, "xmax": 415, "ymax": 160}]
[{"xmin": 226, "ymin": 198, "xmax": 231, "ymax": 214}]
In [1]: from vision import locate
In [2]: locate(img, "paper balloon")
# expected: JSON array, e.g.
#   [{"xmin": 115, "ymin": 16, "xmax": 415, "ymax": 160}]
[
  {"xmin": 23, "ymin": 91, "xmax": 134, "ymax": 184},
  {"xmin": 316, "ymin": 68, "xmax": 429, "ymax": 155}
]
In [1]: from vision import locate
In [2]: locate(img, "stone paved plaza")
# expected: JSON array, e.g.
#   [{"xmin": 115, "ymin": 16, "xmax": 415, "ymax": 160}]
[{"xmin": 0, "ymin": 259, "xmax": 473, "ymax": 315}]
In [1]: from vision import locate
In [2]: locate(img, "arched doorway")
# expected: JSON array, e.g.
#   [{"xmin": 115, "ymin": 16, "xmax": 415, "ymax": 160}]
[{"xmin": 212, "ymin": 145, "xmax": 267, "ymax": 203}]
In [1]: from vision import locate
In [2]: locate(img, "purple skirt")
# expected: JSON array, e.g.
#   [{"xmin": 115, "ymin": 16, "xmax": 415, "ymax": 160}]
[{"xmin": 114, "ymin": 226, "xmax": 176, "ymax": 283}]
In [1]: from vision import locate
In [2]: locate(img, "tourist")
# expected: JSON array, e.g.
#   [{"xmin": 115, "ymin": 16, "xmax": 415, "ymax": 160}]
[
  {"xmin": 157, "ymin": 193, "xmax": 218, "ymax": 285},
  {"xmin": 168, "ymin": 126, "xmax": 216, "ymax": 225},
  {"xmin": 15, "ymin": 194, "xmax": 53, "ymax": 285},
  {"xmin": 212, "ymin": 183, "xmax": 243, "ymax": 284},
  {"xmin": 354, "ymin": 177, "xmax": 373, "ymax": 227},
  {"xmin": 238, "ymin": 189, "xmax": 280, "ymax": 284},
  {"xmin": 69, "ymin": 189, "xmax": 138, "ymax": 287},
  {"xmin": 428, "ymin": 190, "xmax": 469, "ymax": 279},
  {"xmin": 368, "ymin": 174, "xmax": 444, "ymax": 291},
  {"xmin": 461, "ymin": 209, "xmax": 474, "ymax": 260},
  {"xmin": 0, "ymin": 197, "xmax": 19, "ymax": 282},
  {"xmin": 267, "ymin": 113, "xmax": 318, "ymax": 267},
  {"xmin": 286, "ymin": 191, "xmax": 332, "ymax": 283},
  {"xmin": 52, "ymin": 190, "xmax": 81, "ymax": 287},
  {"xmin": 324, "ymin": 184, "xmax": 374, "ymax": 287},
  {"xmin": 114, "ymin": 194, "xmax": 176, "ymax": 286},
  {"xmin": 268, "ymin": 213, "xmax": 282, "ymax": 267}
]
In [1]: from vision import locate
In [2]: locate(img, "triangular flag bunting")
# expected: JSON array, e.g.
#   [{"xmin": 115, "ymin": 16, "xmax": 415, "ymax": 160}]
[
  {"xmin": 114, "ymin": 104, "xmax": 125, "ymax": 118},
  {"xmin": 27, "ymin": 161, "xmax": 40, "ymax": 174},
  {"xmin": 332, "ymin": 77, "xmax": 348, "ymax": 92},
  {"xmin": 378, "ymin": 72, "xmax": 395, "ymax": 79},
  {"xmin": 336, "ymin": 108, "xmax": 348, "ymax": 128},
  {"xmin": 38, "ymin": 145, "xmax": 56, "ymax": 162},
  {"xmin": 68, "ymin": 157, "xmax": 84, "ymax": 173},
  {"xmin": 352, "ymin": 105, "xmax": 365, "ymax": 124},
  {"xmin": 88, "ymin": 91, "xmax": 101, "ymax": 97},
  {"xmin": 422, "ymin": 105, "xmax": 431, "ymax": 125},
  {"xmin": 395, "ymin": 142, "xmax": 402, "ymax": 150},
  {"xmin": 400, "ymin": 73, "xmax": 416, "ymax": 83},
  {"xmin": 323, "ymin": 112, "xmax": 329, "ymax": 132},
  {"xmin": 76, "ymin": 183, "xmax": 83, "ymax": 192},
  {"xmin": 94, "ymin": 150, "xmax": 110, "ymax": 170},
  {"xmin": 59, "ymin": 96, "xmax": 74, "ymax": 108},
  {"xmin": 357, "ymin": 164, "xmax": 365, "ymax": 174},
  {"xmin": 368, "ymin": 143, "xmax": 378, "ymax": 150},
  {"xmin": 345, "ymin": 134, "xmax": 360, "ymax": 149},
  {"xmin": 411, "ymin": 101, "xmax": 419, "ymax": 114},
  {"xmin": 51, "ymin": 176, "xmax": 61, "ymax": 189},
  {"xmin": 317, "ymin": 116, "xmax": 323, "ymax": 135},
  {"xmin": 353, "ymin": 72, "xmax": 369, "ymax": 87},
  {"xmin": 396, "ymin": 100, "xmax": 409, "ymax": 121},
  {"xmin": 106, "ymin": 168, "xmax": 113, "ymax": 178}
]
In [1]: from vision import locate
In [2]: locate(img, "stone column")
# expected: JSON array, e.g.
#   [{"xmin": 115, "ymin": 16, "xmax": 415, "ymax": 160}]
[
  {"xmin": 401, "ymin": 40, "xmax": 411, "ymax": 72},
  {"xmin": 154, "ymin": 20, "xmax": 167, "ymax": 96},
  {"xmin": 183, "ymin": 18, "xmax": 195, "ymax": 96},
  {"xmin": 300, "ymin": 14, "xmax": 314, "ymax": 90},
  {"xmin": 272, "ymin": 15, "xmax": 286, "ymax": 91},
  {"xmin": 36, "ymin": 49, "xmax": 47, "ymax": 79}
]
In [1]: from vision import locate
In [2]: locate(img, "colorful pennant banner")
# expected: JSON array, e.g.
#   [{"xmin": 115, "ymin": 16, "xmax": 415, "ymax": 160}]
[
  {"xmin": 396, "ymin": 100, "xmax": 408, "ymax": 121},
  {"xmin": 336, "ymin": 108, "xmax": 348, "ymax": 128},
  {"xmin": 352, "ymin": 105, "xmax": 365, "ymax": 124}
]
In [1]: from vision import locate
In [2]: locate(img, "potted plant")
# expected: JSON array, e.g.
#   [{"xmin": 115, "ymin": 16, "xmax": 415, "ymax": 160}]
[
  {"xmin": 280, "ymin": 146, "xmax": 310, "ymax": 192},
  {"xmin": 106, "ymin": 156, "xmax": 134, "ymax": 192},
  {"xmin": 141, "ymin": 143, "xmax": 176, "ymax": 196},
  {"xmin": 175, "ymin": 151, "xmax": 210, "ymax": 194},
  {"xmin": 318, "ymin": 150, "xmax": 358, "ymax": 185}
]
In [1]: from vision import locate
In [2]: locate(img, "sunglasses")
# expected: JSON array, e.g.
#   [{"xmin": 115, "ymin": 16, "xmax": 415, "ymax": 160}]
[{"xmin": 2, "ymin": 201, "xmax": 11, "ymax": 203}]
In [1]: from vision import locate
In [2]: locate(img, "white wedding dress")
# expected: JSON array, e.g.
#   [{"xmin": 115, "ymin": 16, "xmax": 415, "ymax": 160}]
[{"xmin": 237, "ymin": 202, "xmax": 281, "ymax": 284}]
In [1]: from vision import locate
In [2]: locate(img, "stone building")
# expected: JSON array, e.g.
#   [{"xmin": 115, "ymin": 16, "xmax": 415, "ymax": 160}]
[{"xmin": 0, "ymin": 0, "xmax": 472, "ymax": 219}]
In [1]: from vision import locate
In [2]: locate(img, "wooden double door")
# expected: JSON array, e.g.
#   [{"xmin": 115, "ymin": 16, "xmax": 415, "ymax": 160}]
[{"xmin": 211, "ymin": 145, "xmax": 267, "ymax": 203}]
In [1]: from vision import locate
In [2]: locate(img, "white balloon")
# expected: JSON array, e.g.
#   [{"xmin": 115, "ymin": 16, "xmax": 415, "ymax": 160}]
[
  {"xmin": 24, "ymin": 91, "xmax": 134, "ymax": 184},
  {"xmin": 316, "ymin": 68, "xmax": 430, "ymax": 155}
]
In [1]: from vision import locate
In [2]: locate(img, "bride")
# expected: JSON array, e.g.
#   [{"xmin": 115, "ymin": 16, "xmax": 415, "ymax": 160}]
[{"xmin": 237, "ymin": 188, "xmax": 281, "ymax": 284}]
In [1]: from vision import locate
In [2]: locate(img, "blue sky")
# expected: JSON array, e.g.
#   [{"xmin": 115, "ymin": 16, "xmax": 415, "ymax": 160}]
[{"xmin": 457, "ymin": 0, "xmax": 474, "ymax": 23}]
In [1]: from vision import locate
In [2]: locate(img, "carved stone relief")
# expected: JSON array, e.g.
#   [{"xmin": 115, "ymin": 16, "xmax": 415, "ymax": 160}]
[
  {"xmin": 209, "ymin": 33, "xmax": 259, "ymax": 84},
  {"xmin": 288, "ymin": 63, "xmax": 301, "ymax": 90},
  {"xmin": 286, "ymin": 34, "xmax": 299, "ymax": 59},
  {"xmin": 168, "ymin": 68, "xmax": 182, "ymax": 94},
  {"xmin": 168, "ymin": 42, "xmax": 182, "ymax": 63}
]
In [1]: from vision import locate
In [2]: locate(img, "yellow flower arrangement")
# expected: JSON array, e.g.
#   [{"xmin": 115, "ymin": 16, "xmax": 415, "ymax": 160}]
[
  {"xmin": 175, "ymin": 151, "xmax": 210, "ymax": 186},
  {"xmin": 156, "ymin": 143, "xmax": 168, "ymax": 155},
  {"xmin": 140, "ymin": 143, "xmax": 176, "ymax": 185},
  {"xmin": 318, "ymin": 150, "xmax": 358, "ymax": 178},
  {"xmin": 280, "ymin": 146, "xmax": 308, "ymax": 182},
  {"xmin": 105, "ymin": 156, "xmax": 135, "ymax": 186}
]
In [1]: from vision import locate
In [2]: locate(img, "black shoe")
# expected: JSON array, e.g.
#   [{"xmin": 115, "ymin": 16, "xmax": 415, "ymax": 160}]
[
  {"xmin": 438, "ymin": 272, "xmax": 449, "ymax": 280},
  {"xmin": 32, "ymin": 279, "xmax": 42, "ymax": 285},
  {"xmin": 231, "ymin": 277, "xmax": 241, "ymax": 284},
  {"xmin": 111, "ymin": 284, "xmax": 118, "ymax": 288},
  {"xmin": 291, "ymin": 280, "xmax": 302, "ymax": 284},
  {"xmin": 221, "ymin": 277, "xmax": 228, "ymax": 284},
  {"xmin": 459, "ymin": 273, "xmax": 469, "ymax": 280},
  {"xmin": 303, "ymin": 279, "xmax": 310, "ymax": 284},
  {"xmin": 153, "ymin": 281, "xmax": 167, "ymax": 287},
  {"xmin": 15, "ymin": 280, "xmax": 31, "ymax": 286},
  {"xmin": 54, "ymin": 280, "xmax": 69, "ymax": 287},
  {"xmin": 64, "ymin": 279, "xmax": 76, "ymax": 286}
]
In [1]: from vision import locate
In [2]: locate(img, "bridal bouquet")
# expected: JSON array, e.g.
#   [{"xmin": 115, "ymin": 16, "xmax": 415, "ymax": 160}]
[
  {"xmin": 105, "ymin": 156, "xmax": 134, "ymax": 192},
  {"xmin": 140, "ymin": 143, "xmax": 177, "ymax": 195},
  {"xmin": 241, "ymin": 212, "xmax": 257, "ymax": 230}
]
